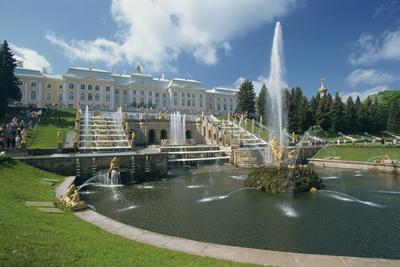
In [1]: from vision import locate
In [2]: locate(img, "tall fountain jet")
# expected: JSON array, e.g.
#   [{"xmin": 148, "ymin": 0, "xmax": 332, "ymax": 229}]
[
  {"xmin": 170, "ymin": 111, "xmax": 186, "ymax": 145},
  {"xmin": 266, "ymin": 21, "xmax": 287, "ymax": 147}
]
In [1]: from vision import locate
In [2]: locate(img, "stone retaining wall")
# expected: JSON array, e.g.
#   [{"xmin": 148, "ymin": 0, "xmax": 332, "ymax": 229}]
[
  {"xmin": 16, "ymin": 153, "xmax": 168, "ymax": 181},
  {"xmin": 309, "ymin": 158, "xmax": 400, "ymax": 173}
]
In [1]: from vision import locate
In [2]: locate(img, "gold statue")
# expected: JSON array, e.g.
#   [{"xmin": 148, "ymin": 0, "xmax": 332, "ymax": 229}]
[
  {"xmin": 270, "ymin": 137, "xmax": 284, "ymax": 165},
  {"xmin": 124, "ymin": 121, "xmax": 129, "ymax": 133},
  {"xmin": 288, "ymin": 149, "xmax": 296, "ymax": 160},
  {"xmin": 21, "ymin": 129, "xmax": 28, "ymax": 144},
  {"xmin": 74, "ymin": 132, "xmax": 80, "ymax": 144},
  {"xmin": 110, "ymin": 157, "xmax": 119, "ymax": 171},
  {"xmin": 157, "ymin": 112, "xmax": 166, "ymax": 120},
  {"xmin": 56, "ymin": 130, "xmax": 62, "ymax": 144},
  {"xmin": 59, "ymin": 184, "xmax": 87, "ymax": 211}
]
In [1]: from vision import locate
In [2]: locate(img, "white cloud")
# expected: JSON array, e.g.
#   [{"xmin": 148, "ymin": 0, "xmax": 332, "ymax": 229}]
[
  {"xmin": 349, "ymin": 29, "xmax": 400, "ymax": 65},
  {"xmin": 46, "ymin": 0, "xmax": 296, "ymax": 71},
  {"xmin": 340, "ymin": 86, "xmax": 389, "ymax": 101},
  {"xmin": 233, "ymin": 74, "xmax": 290, "ymax": 95},
  {"xmin": 234, "ymin": 76, "xmax": 268, "ymax": 95},
  {"xmin": 345, "ymin": 69, "xmax": 396, "ymax": 88},
  {"xmin": 11, "ymin": 44, "xmax": 51, "ymax": 71}
]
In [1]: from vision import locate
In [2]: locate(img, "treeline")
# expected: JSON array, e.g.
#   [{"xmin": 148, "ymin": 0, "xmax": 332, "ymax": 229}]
[{"xmin": 236, "ymin": 79, "xmax": 400, "ymax": 134}]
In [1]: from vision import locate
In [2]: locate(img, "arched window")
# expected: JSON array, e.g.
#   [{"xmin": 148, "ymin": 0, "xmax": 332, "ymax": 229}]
[
  {"xmin": 80, "ymin": 84, "xmax": 85, "ymax": 90},
  {"xmin": 30, "ymin": 90, "xmax": 36, "ymax": 100},
  {"xmin": 95, "ymin": 94, "xmax": 99, "ymax": 101},
  {"xmin": 46, "ymin": 93, "xmax": 51, "ymax": 101},
  {"xmin": 80, "ymin": 93, "xmax": 85, "ymax": 100},
  {"xmin": 69, "ymin": 83, "xmax": 74, "ymax": 89},
  {"xmin": 106, "ymin": 95, "xmax": 110, "ymax": 102},
  {"xmin": 105, "ymin": 86, "xmax": 110, "ymax": 91},
  {"xmin": 88, "ymin": 93, "xmax": 92, "ymax": 101},
  {"xmin": 123, "ymin": 89, "xmax": 127, "ymax": 95},
  {"xmin": 69, "ymin": 92, "xmax": 74, "ymax": 100},
  {"xmin": 95, "ymin": 85, "xmax": 99, "ymax": 90},
  {"xmin": 160, "ymin": 129, "xmax": 168, "ymax": 140},
  {"xmin": 46, "ymin": 83, "xmax": 51, "ymax": 89},
  {"xmin": 31, "ymin": 82, "xmax": 36, "ymax": 87},
  {"xmin": 88, "ymin": 84, "xmax": 93, "ymax": 90}
]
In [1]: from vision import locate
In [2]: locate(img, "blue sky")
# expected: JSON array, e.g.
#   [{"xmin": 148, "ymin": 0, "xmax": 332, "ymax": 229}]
[{"xmin": 1, "ymin": 0, "xmax": 400, "ymax": 98}]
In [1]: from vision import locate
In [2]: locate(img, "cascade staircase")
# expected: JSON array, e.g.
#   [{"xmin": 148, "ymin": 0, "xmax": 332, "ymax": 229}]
[
  {"xmin": 79, "ymin": 110, "xmax": 131, "ymax": 151},
  {"xmin": 161, "ymin": 145, "xmax": 230, "ymax": 165}
]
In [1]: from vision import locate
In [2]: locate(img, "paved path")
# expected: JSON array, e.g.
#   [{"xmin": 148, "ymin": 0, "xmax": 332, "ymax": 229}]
[{"xmin": 56, "ymin": 177, "xmax": 400, "ymax": 267}]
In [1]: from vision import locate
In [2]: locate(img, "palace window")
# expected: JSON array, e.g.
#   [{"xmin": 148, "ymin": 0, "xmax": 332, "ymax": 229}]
[
  {"xmin": 31, "ymin": 90, "xmax": 36, "ymax": 100},
  {"xmin": 80, "ymin": 93, "xmax": 85, "ymax": 100},
  {"xmin": 155, "ymin": 92, "xmax": 159, "ymax": 97},
  {"xmin": 133, "ymin": 97, "xmax": 137, "ymax": 105},
  {"xmin": 173, "ymin": 99, "xmax": 177, "ymax": 105},
  {"xmin": 133, "ymin": 89, "xmax": 137, "ymax": 95},
  {"xmin": 69, "ymin": 83, "xmax": 74, "ymax": 89},
  {"xmin": 80, "ymin": 84, "xmax": 85, "ymax": 90},
  {"xmin": 46, "ymin": 93, "xmax": 51, "ymax": 101},
  {"xmin": 123, "ymin": 89, "xmax": 127, "ymax": 95},
  {"xmin": 181, "ymin": 92, "xmax": 185, "ymax": 97},
  {"xmin": 163, "ymin": 93, "xmax": 166, "ymax": 98},
  {"xmin": 115, "ymin": 89, "xmax": 119, "ymax": 94},
  {"xmin": 140, "ymin": 98, "xmax": 145, "ymax": 105},
  {"xmin": 192, "ymin": 100, "xmax": 195, "ymax": 106},
  {"xmin": 148, "ymin": 91, "xmax": 152, "ymax": 96},
  {"xmin": 148, "ymin": 98, "xmax": 153, "ymax": 106},
  {"xmin": 58, "ymin": 84, "xmax": 63, "ymax": 89},
  {"xmin": 88, "ymin": 84, "xmax": 93, "ymax": 90},
  {"xmin": 95, "ymin": 85, "xmax": 99, "ymax": 90},
  {"xmin": 224, "ymin": 104, "xmax": 227, "ymax": 111},
  {"xmin": 140, "ymin": 90, "xmax": 144, "ymax": 96},
  {"xmin": 31, "ymin": 82, "xmax": 36, "ymax": 88},
  {"xmin": 182, "ymin": 99, "xmax": 185, "ymax": 106},
  {"xmin": 47, "ymin": 83, "xmax": 51, "ymax": 89},
  {"xmin": 173, "ymin": 92, "xmax": 177, "ymax": 97},
  {"xmin": 123, "ymin": 97, "xmax": 128, "ymax": 105},
  {"xmin": 69, "ymin": 92, "xmax": 74, "ymax": 100},
  {"xmin": 88, "ymin": 93, "xmax": 92, "ymax": 101},
  {"xmin": 155, "ymin": 98, "xmax": 159, "ymax": 105},
  {"xmin": 95, "ymin": 94, "xmax": 99, "ymax": 101},
  {"xmin": 187, "ymin": 93, "xmax": 190, "ymax": 97},
  {"xmin": 105, "ymin": 86, "xmax": 110, "ymax": 91},
  {"xmin": 106, "ymin": 95, "xmax": 110, "ymax": 102},
  {"xmin": 187, "ymin": 100, "xmax": 190, "ymax": 106},
  {"xmin": 59, "ymin": 94, "xmax": 63, "ymax": 101}
]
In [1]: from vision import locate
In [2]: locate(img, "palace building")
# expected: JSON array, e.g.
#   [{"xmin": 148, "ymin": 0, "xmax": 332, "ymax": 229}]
[{"xmin": 14, "ymin": 63, "xmax": 238, "ymax": 114}]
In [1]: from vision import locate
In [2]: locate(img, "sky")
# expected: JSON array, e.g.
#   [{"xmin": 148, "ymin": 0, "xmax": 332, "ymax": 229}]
[{"xmin": 1, "ymin": 0, "xmax": 400, "ymax": 98}]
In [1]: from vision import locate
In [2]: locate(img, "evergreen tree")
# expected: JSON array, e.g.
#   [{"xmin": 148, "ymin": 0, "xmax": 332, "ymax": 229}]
[
  {"xmin": 354, "ymin": 96, "xmax": 362, "ymax": 132},
  {"xmin": 256, "ymin": 83, "xmax": 267, "ymax": 123},
  {"xmin": 387, "ymin": 96, "xmax": 400, "ymax": 133},
  {"xmin": 344, "ymin": 96, "xmax": 357, "ymax": 133},
  {"xmin": 287, "ymin": 86, "xmax": 308, "ymax": 133},
  {"xmin": 0, "ymin": 40, "xmax": 21, "ymax": 115},
  {"xmin": 236, "ymin": 79, "xmax": 256, "ymax": 118},
  {"xmin": 330, "ymin": 92, "xmax": 346, "ymax": 133},
  {"xmin": 315, "ymin": 93, "xmax": 333, "ymax": 131}
]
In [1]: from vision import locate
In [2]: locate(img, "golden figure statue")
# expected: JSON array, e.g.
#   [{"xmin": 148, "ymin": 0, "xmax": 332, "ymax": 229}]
[
  {"xmin": 60, "ymin": 184, "xmax": 86, "ymax": 211},
  {"xmin": 270, "ymin": 137, "xmax": 284, "ymax": 165},
  {"xmin": 21, "ymin": 129, "xmax": 28, "ymax": 144},
  {"xmin": 110, "ymin": 157, "xmax": 119, "ymax": 171},
  {"xmin": 288, "ymin": 149, "xmax": 296, "ymax": 160},
  {"xmin": 74, "ymin": 132, "xmax": 80, "ymax": 144},
  {"xmin": 56, "ymin": 130, "xmax": 62, "ymax": 144},
  {"xmin": 124, "ymin": 121, "xmax": 129, "ymax": 133}
]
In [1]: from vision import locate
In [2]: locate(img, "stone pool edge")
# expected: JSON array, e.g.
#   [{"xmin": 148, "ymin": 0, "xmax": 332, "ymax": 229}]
[{"xmin": 55, "ymin": 176, "xmax": 400, "ymax": 267}]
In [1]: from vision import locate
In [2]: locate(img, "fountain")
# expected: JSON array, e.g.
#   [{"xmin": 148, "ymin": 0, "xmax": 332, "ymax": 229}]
[
  {"xmin": 169, "ymin": 111, "xmax": 186, "ymax": 145},
  {"xmin": 245, "ymin": 22, "xmax": 322, "ymax": 194}
]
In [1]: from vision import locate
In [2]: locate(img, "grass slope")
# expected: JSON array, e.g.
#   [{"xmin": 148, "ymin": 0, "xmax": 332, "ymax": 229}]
[
  {"xmin": 28, "ymin": 109, "xmax": 75, "ymax": 149},
  {"xmin": 0, "ymin": 160, "xmax": 255, "ymax": 266},
  {"xmin": 313, "ymin": 145, "xmax": 400, "ymax": 162}
]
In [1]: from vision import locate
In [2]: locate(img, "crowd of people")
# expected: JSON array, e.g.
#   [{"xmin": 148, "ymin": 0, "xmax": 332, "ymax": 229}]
[{"xmin": 0, "ymin": 107, "xmax": 45, "ymax": 149}]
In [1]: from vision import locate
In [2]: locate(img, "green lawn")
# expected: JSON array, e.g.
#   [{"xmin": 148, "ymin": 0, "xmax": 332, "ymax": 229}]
[
  {"xmin": 313, "ymin": 145, "xmax": 400, "ymax": 162},
  {"xmin": 0, "ymin": 160, "xmax": 256, "ymax": 266},
  {"xmin": 28, "ymin": 109, "xmax": 76, "ymax": 149}
]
